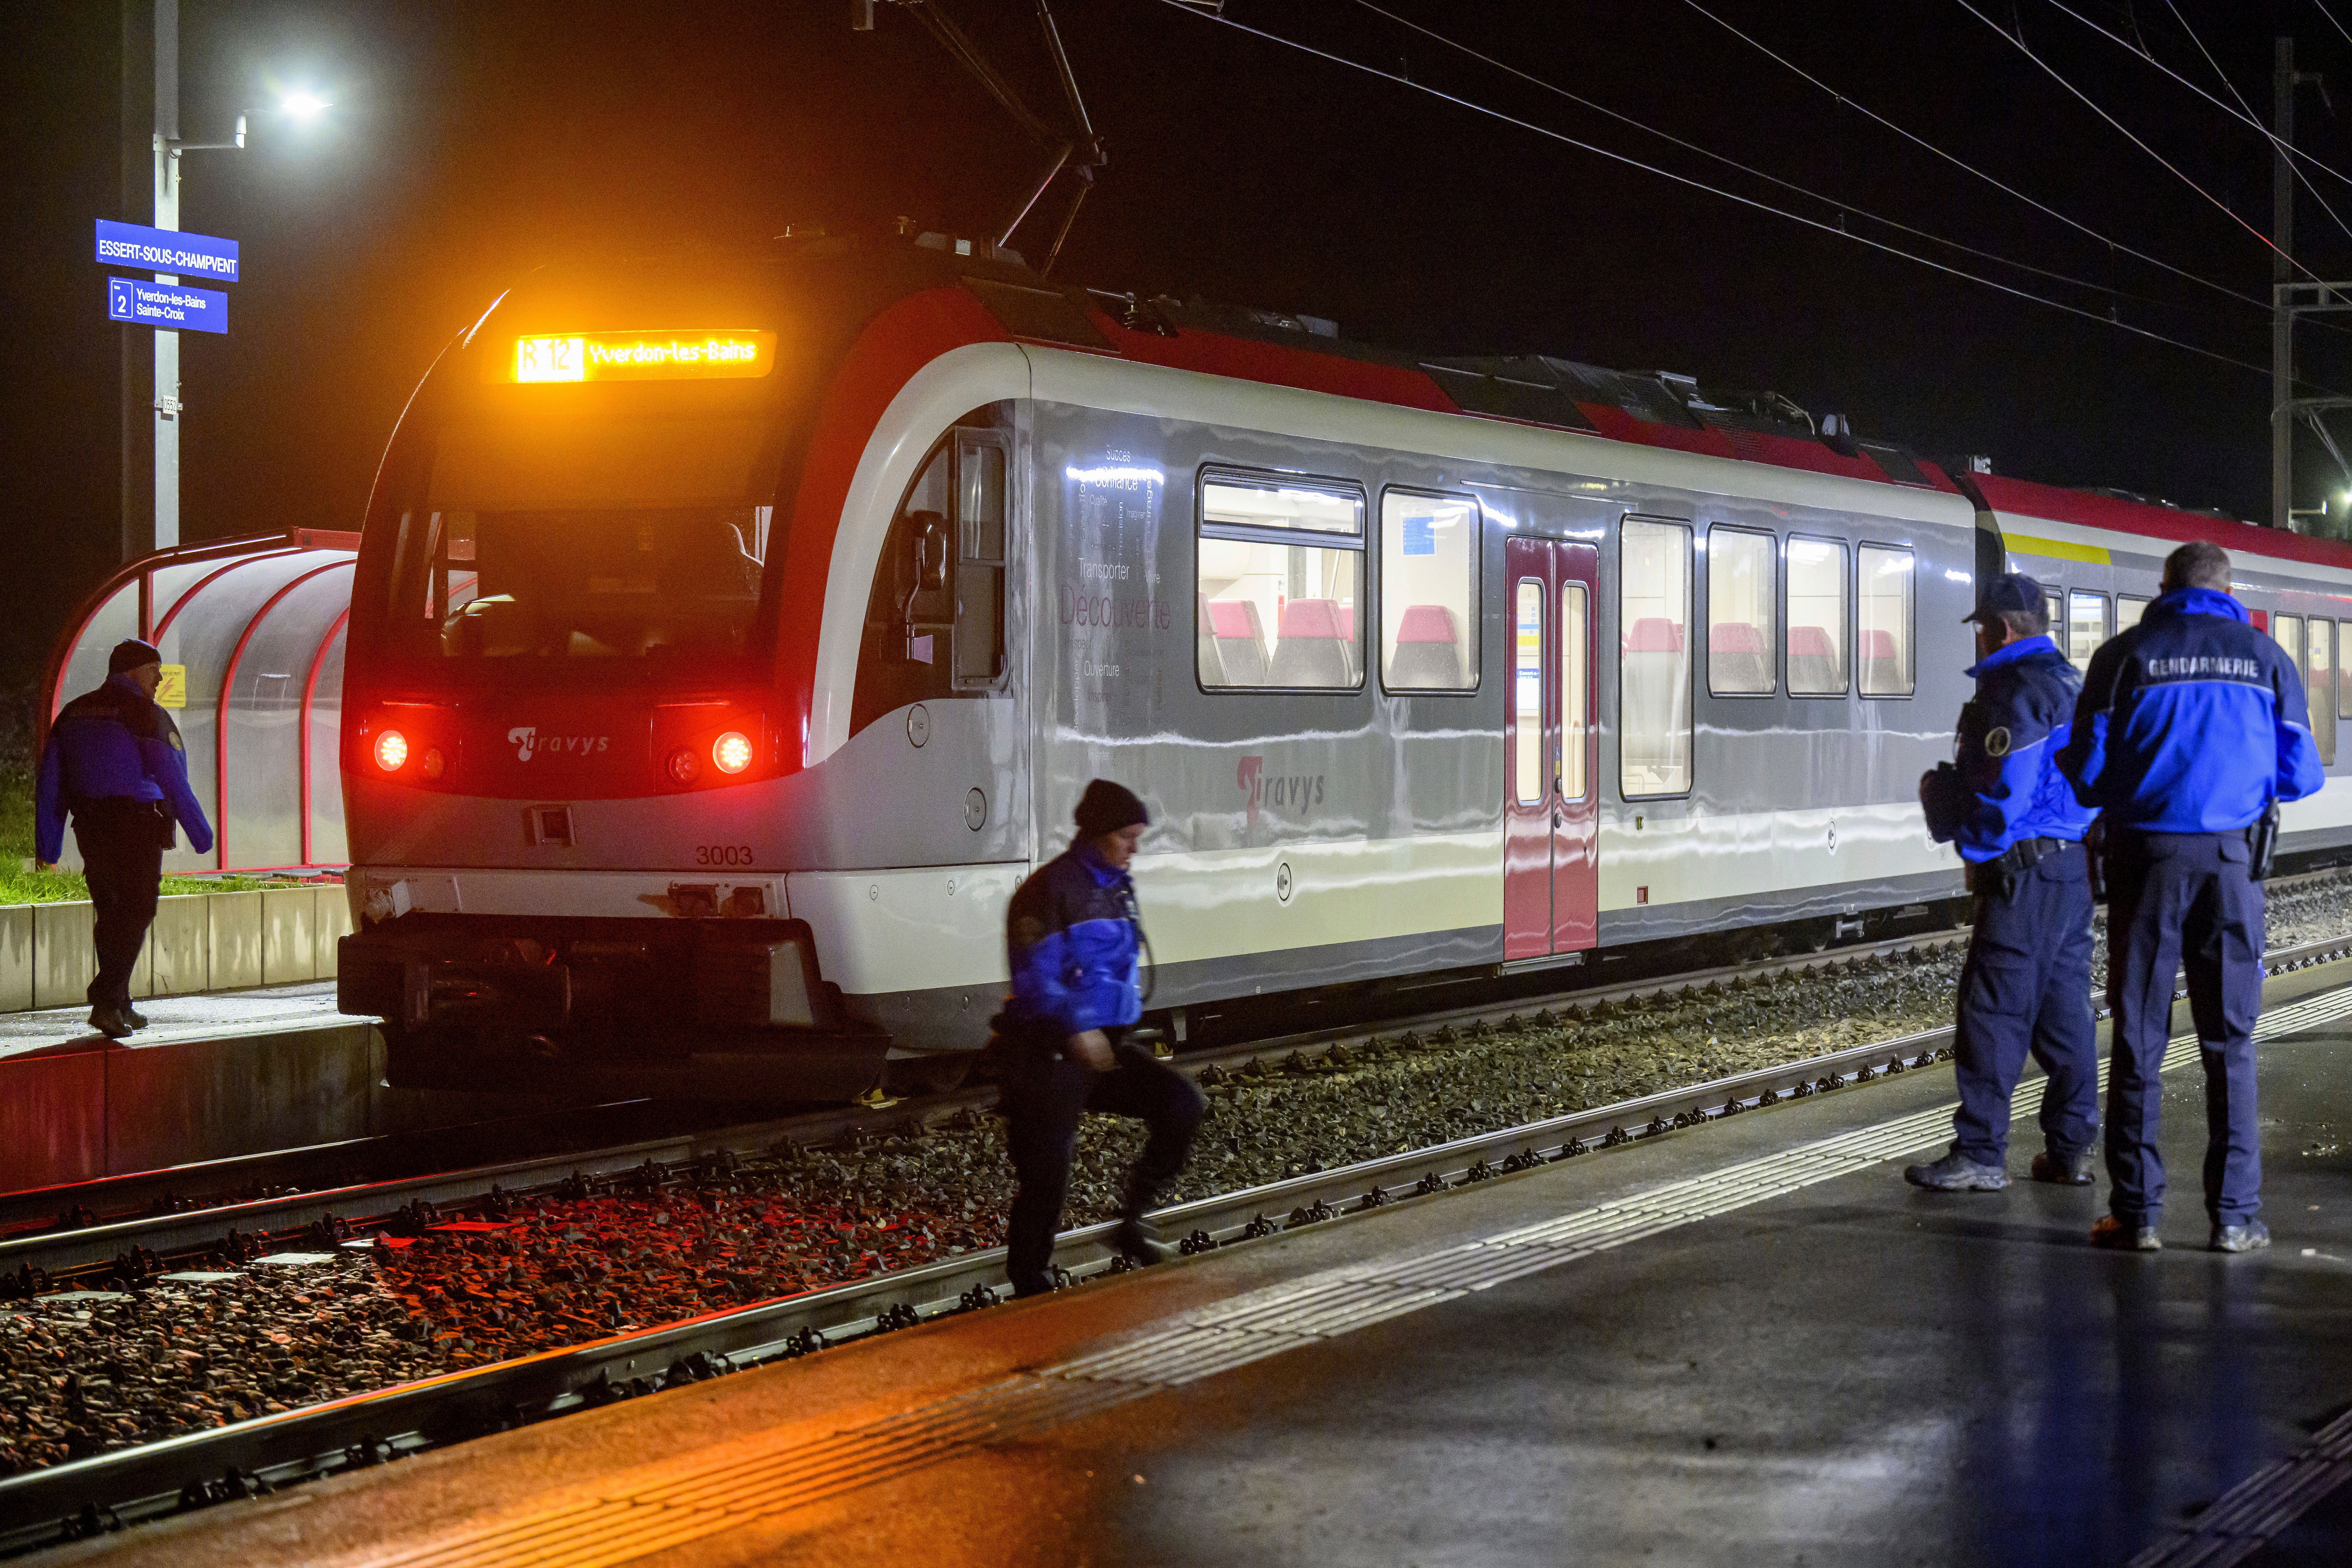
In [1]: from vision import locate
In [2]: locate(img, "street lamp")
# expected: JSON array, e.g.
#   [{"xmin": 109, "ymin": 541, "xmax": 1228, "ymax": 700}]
[{"xmin": 141, "ymin": 72, "xmax": 331, "ymax": 553}]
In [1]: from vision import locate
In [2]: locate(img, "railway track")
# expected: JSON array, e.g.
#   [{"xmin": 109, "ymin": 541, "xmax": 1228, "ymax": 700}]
[{"xmin": 5, "ymin": 925, "xmax": 2349, "ymax": 1554}]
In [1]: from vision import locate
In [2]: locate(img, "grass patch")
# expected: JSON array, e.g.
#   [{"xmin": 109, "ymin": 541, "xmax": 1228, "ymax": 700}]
[{"xmin": 0, "ymin": 764, "xmax": 285, "ymax": 906}]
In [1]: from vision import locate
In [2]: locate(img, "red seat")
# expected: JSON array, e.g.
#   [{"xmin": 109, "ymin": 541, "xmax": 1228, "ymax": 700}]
[
  {"xmin": 1788, "ymin": 624, "xmax": 1844, "ymax": 694},
  {"xmin": 1204, "ymin": 598, "xmax": 1269, "ymax": 686},
  {"xmin": 1709, "ymin": 620, "xmax": 1772, "ymax": 693},
  {"xmin": 1390, "ymin": 604, "xmax": 1463, "ymax": 688},
  {"xmin": 1269, "ymin": 598, "xmax": 1354, "ymax": 687},
  {"xmin": 1625, "ymin": 616, "xmax": 1684, "ymax": 653}
]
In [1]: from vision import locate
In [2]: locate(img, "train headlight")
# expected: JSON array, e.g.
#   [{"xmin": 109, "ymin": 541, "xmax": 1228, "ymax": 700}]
[
  {"xmin": 420, "ymin": 747, "xmax": 446, "ymax": 781},
  {"xmin": 713, "ymin": 732, "xmax": 753, "ymax": 775},
  {"xmin": 667, "ymin": 747, "xmax": 701, "ymax": 785},
  {"xmin": 374, "ymin": 730, "xmax": 408, "ymax": 772}
]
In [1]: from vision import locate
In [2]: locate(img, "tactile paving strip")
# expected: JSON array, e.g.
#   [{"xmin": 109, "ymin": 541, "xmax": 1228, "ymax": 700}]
[{"xmin": 381, "ymin": 989, "xmax": 2352, "ymax": 1568}]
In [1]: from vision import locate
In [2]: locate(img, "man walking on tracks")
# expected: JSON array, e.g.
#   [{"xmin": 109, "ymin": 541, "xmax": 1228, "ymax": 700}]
[
  {"xmin": 2060, "ymin": 541, "xmax": 2322, "ymax": 1253},
  {"xmin": 997, "ymin": 779, "xmax": 1205, "ymax": 1299},
  {"xmin": 1907, "ymin": 573, "xmax": 2102, "ymax": 1194},
  {"xmin": 33, "ymin": 639, "xmax": 214, "ymax": 1039}
]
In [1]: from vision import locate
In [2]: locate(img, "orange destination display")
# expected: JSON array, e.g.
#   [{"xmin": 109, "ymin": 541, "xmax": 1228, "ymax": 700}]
[{"xmin": 508, "ymin": 330, "xmax": 777, "ymax": 383}]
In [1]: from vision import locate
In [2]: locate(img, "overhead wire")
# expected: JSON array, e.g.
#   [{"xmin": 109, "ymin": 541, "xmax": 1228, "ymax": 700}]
[
  {"xmin": 1343, "ymin": 0, "xmax": 2187, "ymax": 316},
  {"xmin": 1952, "ymin": 0, "xmax": 2325, "ymax": 280},
  {"xmin": 2041, "ymin": 0, "xmax": 2352, "ymax": 243},
  {"xmin": 1147, "ymin": 0, "xmax": 2287, "ymax": 379},
  {"xmin": 1679, "ymin": 0, "xmax": 2268, "ymax": 313},
  {"xmin": 2313, "ymin": 0, "xmax": 2352, "ymax": 50}
]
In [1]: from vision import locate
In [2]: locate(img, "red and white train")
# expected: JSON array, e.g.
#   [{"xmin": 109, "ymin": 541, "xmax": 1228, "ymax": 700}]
[{"xmin": 332, "ymin": 233, "xmax": 2351, "ymax": 1098}]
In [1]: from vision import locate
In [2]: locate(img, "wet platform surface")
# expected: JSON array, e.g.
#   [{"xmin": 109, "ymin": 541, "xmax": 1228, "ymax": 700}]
[
  {"xmin": 47, "ymin": 966, "xmax": 2352, "ymax": 1568},
  {"xmin": 0, "ymin": 983, "xmax": 357, "ymax": 1065}
]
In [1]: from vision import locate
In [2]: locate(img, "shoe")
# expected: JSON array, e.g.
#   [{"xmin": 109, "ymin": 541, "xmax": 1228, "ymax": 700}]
[
  {"xmin": 1112, "ymin": 1217, "xmax": 1174, "ymax": 1266},
  {"xmin": 2030, "ymin": 1148, "xmax": 2096, "ymax": 1186},
  {"xmin": 85, "ymin": 1006, "xmax": 133, "ymax": 1040},
  {"xmin": 2091, "ymin": 1215, "xmax": 2163, "ymax": 1251},
  {"xmin": 2211, "ymin": 1219, "xmax": 2271, "ymax": 1254},
  {"xmin": 1903, "ymin": 1150, "xmax": 2010, "ymax": 1191},
  {"xmin": 122, "ymin": 1006, "xmax": 148, "ymax": 1029},
  {"xmin": 1008, "ymin": 1273, "xmax": 1055, "ymax": 1299}
]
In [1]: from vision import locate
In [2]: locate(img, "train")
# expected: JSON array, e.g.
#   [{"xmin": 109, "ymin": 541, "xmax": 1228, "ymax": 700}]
[{"xmin": 331, "ymin": 229, "xmax": 2352, "ymax": 1099}]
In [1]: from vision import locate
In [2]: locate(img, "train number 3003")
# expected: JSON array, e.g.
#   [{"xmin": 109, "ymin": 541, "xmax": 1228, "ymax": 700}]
[{"xmin": 695, "ymin": 845, "xmax": 757, "ymax": 867}]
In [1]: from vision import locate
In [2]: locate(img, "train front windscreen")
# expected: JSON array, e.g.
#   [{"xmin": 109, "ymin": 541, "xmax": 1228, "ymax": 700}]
[{"xmin": 367, "ymin": 324, "xmax": 796, "ymax": 682}]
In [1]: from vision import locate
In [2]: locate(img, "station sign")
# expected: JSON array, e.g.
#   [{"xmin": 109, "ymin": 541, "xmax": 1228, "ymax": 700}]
[
  {"xmin": 94, "ymin": 219, "xmax": 239, "ymax": 283},
  {"xmin": 108, "ymin": 277, "xmax": 228, "ymax": 335}
]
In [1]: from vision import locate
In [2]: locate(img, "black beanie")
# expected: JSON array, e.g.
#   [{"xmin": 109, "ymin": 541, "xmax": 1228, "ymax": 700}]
[
  {"xmin": 1074, "ymin": 778, "xmax": 1149, "ymax": 836},
  {"xmin": 109, "ymin": 638, "xmax": 163, "ymax": 675}
]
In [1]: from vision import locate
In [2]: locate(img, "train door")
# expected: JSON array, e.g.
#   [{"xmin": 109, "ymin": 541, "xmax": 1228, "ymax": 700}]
[{"xmin": 1502, "ymin": 537, "xmax": 1599, "ymax": 959}]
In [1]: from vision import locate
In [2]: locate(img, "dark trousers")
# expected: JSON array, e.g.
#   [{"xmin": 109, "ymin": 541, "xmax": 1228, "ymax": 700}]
[
  {"xmin": 1002, "ymin": 1031, "xmax": 1206, "ymax": 1293},
  {"xmin": 2104, "ymin": 832, "xmax": 2266, "ymax": 1226},
  {"xmin": 1951, "ymin": 851, "xmax": 2099, "ymax": 1164},
  {"xmin": 73, "ymin": 804, "xmax": 164, "ymax": 1014}
]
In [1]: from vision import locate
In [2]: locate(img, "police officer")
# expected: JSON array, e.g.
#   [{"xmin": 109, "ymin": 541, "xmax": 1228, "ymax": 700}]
[
  {"xmin": 998, "ymin": 779, "xmax": 1206, "ymax": 1298},
  {"xmin": 2060, "ymin": 541, "xmax": 2321, "ymax": 1253},
  {"xmin": 1905, "ymin": 573, "xmax": 2102, "ymax": 1192},
  {"xmin": 33, "ymin": 640, "xmax": 214, "ymax": 1038}
]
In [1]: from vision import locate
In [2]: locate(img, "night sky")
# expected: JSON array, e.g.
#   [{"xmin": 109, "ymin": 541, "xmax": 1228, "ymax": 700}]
[{"xmin": 4, "ymin": 0, "xmax": 2349, "ymax": 693}]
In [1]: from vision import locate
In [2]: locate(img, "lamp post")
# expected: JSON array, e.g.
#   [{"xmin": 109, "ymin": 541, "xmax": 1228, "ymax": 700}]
[{"xmin": 135, "ymin": 0, "xmax": 328, "ymax": 553}]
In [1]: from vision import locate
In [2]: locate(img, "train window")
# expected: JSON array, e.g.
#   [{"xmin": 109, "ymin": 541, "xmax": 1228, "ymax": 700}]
[
  {"xmin": 1706, "ymin": 527, "xmax": 1776, "ymax": 695},
  {"xmin": 1198, "ymin": 474, "xmax": 1365, "ymax": 690},
  {"xmin": 1514, "ymin": 580, "xmax": 1545, "ymax": 805},
  {"xmin": 1379, "ymin": 491, "xmax": 1480, "ymax": 691},
  {"xmin": 2042, "ymin": 588, "xmax": 2065, "ymax": 635},
  {"xmin": 1858, "ymin": 545, "xmax": 1915, "ymax": 697},
  {"xmin": 1561, "ymin": 582, "xmax": 1589, "ymax": 800},
  {"xmin": 1785, "ymin": 536, "xmax": 1849, "ymax": 696},
  {"xmin": 2311, "ymin": 619, "xmax": 2338, "ymax": 765},
  {"xmin": 2338, "ymin": 621, "xmax": 2352, "ymax": 723},
  {"xmin": 2273, "ymin": 613, "xmax": 2306, "ymax": 688},
  {"xmin": 1620, "ymin": 518, "xmax": 1692, "ymax": 797},
  {"xmin": 2066, "ymin": 591, "xmax": 2108, "ymax": 672},
  {"xmin": 850, "ymin": 414, "xmax": 1014, "ymax": 739},
  {"xmin": 953, "ymin": 432, "xmax": 1009, "ymax": 688},
  {"xmin": 397, "ymin": 504, "xmax": 768, "ymax": 661},
  {"xmin": 2118, "ymin": 593, "xmax": 2152, "ymax": 630}
]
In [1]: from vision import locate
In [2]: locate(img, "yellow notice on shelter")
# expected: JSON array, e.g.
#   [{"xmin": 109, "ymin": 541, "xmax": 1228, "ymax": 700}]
[{"xmin": 154, "ymin": 664, "xmax": 186, "ymax": 708}]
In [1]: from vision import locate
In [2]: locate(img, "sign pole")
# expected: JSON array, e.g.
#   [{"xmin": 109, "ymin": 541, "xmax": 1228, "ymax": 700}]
[{"xmin": 152, "ymin": 0, "xmax": 179, "ymax": 549}]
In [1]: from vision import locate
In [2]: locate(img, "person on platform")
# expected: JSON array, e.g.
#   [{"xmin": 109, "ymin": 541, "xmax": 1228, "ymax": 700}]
[
  {"xmin": 997, "ymin": 779, "xmax": 1205, "ymax": 1299},
  {"xmin": 32, "ymin": 639, "xmax": 213, "ymax": 1039},
  {"xmin": 2059, "ymin": 541, "xmax": 2324, "ymax": 1253},
  {"xmin": 1905, "ymin": 573, "xmax": 2102, "ymax": 1193}
]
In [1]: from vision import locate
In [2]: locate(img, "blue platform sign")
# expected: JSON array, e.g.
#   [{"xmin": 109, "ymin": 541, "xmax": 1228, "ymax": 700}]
[
  {"xmin": 94, "ymin": 219, "xmax": 239, "ymax": 283},
  {"xmin": 107, "ymin": 277, "xmax": 228, "ymax": 335}
]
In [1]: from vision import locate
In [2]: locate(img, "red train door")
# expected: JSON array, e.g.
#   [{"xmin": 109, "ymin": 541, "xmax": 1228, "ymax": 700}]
[{"xmin": 1503, "ymin": 538, "xmax": 1599, "ymax": 959}]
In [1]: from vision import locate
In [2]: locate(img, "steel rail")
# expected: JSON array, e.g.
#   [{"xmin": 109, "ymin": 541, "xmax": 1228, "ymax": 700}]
[
  {"xmin": 8, "ymin": 931, "xmax": 2351, "ymax": 1551},
  {"xmin": 0, "ymin": 923, "xmax": 1982, "ymax": 1278}
]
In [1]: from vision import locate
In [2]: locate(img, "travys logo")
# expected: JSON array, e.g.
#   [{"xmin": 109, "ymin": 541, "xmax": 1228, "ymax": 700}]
[
  {"xmin": 506, "ymin": 726, "xmax": 610, "ymax": 763},
  {"xmin": 1237, "ymin": 755, "xmax": 1324, "ymax": 830}
]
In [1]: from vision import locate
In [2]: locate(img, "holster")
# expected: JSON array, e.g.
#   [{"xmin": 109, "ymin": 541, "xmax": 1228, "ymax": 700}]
[
  {"xmin": 2084, "ymin": 818, "xmax": 2108, "ymax": 902},
  {"xmin": 2249, "ymin": 803, "xmax": 2281, "ymax": 882},
  {"xmin": 1964, "ymin": 835, "xmax": 2080, "ymax": 901}
]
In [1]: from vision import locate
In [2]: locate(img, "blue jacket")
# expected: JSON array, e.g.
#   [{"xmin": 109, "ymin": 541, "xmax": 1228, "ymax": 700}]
[
  {"xmin": 1004, "ymin": 842, "xmax": 1144, "ymax": 1039},
  {"xmin": 34, "ymin": 674, "xmax": 214, "ymax": 863},
  {"xmin": 1922, "ymin": 635, "xmax": 2098, "ymax": 862},
  {"xmin": 2058, "ymin": 586, "xmax": 2324, "ymax": 833}
]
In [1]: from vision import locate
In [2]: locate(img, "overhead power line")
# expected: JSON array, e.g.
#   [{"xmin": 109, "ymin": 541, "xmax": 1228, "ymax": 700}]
[
  {"xmin": 1952, "ymin": 0, "xmax": 2326, "ymax": 281},
  {"xmin": 1345, "ymin": 0, "xmax": 2188, "ymax": 317},
  {"xmin": 2314, "ymin": 0, "xmax": 2352, "ymax": 51},
  {"xmin": 2040, "ymin": 0, "xmax": 2352, "ymax": 244},
  {"xmin": 1679, "ymin": 0, "xmax": 2273, "ymax": 316},
  {"xmin": 1149, "ymin": 0, "xmax": 2293, "ymax": 380}
]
